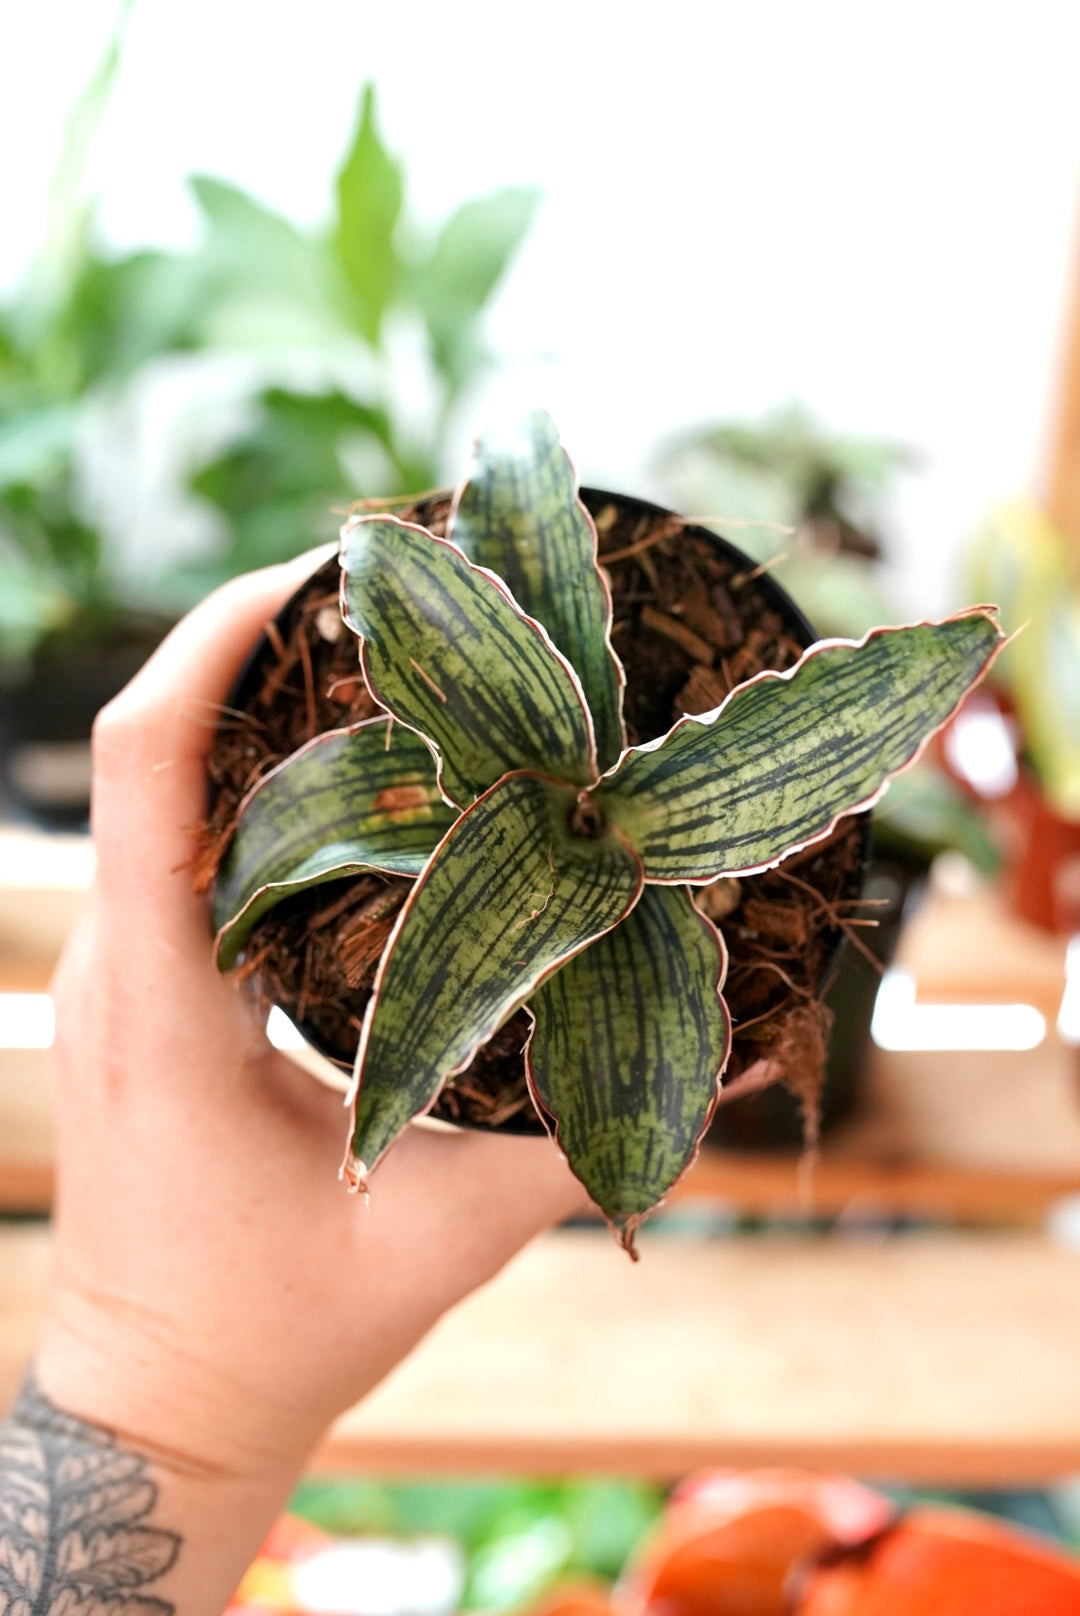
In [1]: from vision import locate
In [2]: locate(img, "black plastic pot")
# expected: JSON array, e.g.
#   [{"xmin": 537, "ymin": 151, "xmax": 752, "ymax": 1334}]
[
  {"xmin": 0, "ymin": 619, "xmax": 171, "ymax": 829},
  {"xmin": 216, "ymin": 489, "xmax": 872, "ymax": 1140}
]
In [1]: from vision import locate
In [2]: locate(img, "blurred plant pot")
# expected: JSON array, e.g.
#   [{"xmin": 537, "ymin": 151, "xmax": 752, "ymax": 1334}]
[
  {"xmin": 934, "ymin": 688, "xmax": 1080, "ymax": 936},
  {"xmin": 0, "ymin": 617, "xmax": 171, "ymax": 830},
  {"xmin": 999, "ymin": 769, "xmax": 1080, "ymax": 935},
  {"xmin": 206, "ymin": 489, "xmax": 870, "ymax": 1140}
]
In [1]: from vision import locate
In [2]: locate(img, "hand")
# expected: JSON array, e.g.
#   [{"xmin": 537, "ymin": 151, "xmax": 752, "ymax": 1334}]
[{"xmin": 31, "ymin": 554, "xmax": 584, "ymax": 1602}]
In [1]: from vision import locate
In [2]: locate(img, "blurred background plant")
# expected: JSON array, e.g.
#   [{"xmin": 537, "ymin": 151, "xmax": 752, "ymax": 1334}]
[
  {"xmin": 656, "ymin": 403, "xmax": 1001, "ymax": 882},
  {"xmin": 943, "ymin": 499, "xmax": 1080, "ymax": 934},
  {"xmin": 0, "ymin": 47, "xmax": 536, "ymax": 667},
  {"xmin": 0, "ymin": 2, "xmax": 537, "ymax": 819}
]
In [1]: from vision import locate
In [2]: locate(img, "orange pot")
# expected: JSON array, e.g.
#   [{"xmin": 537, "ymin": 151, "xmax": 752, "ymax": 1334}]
[
  {"xmin": 617, "ymin": 1470, "xmax": 892, "ymax": 1616},
  {"xmin": 798, "ymin": 1507, "xmax": 1080, "ymax": 1615}
]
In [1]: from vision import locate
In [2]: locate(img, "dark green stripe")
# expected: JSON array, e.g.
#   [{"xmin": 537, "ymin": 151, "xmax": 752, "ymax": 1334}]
[
  {"xmin": 449, "ymin": 410, "xmax": 626, "ymax": 771},
  {"xmin": 349, "ymin": 771, "xmax": 643, "ymax": 1176},
  {"xmin": 342, "ymin": 517, "xmax": 596, "ymax": 806},
  {"xmin": 213, "ymin": 720, "xmax": 455, "ymax": 967},
  {"xmin": 527, "ymin": 885, "xmax": 730, "ymax": 1243},
  {"xmin": 599, "ymin": 614, "xmax": 1003, "ymax": 880}
]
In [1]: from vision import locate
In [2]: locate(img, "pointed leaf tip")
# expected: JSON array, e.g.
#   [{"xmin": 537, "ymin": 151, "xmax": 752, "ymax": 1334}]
[
  {"xmin": 598, "ymin": 608, "xmax": 1005, "ymax": 882},
  {"xmin": 526, "ymin": 885, "xmax": 731, "ymax": 1234},
  {"xmin": 448, "ymin": 408, "xmax": 626, "ymax": 771}
]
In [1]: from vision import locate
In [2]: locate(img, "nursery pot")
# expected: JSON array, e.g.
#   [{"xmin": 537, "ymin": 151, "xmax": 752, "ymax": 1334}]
[{"xmin": 206, "ymin": 489, "xmax": 870, "ymax": 1143}]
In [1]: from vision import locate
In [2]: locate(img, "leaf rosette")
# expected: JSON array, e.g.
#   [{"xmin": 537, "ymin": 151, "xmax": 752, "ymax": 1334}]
[{"xmin": 212, "ymin": 409, "xmax": 1005, "ymax": 1252}]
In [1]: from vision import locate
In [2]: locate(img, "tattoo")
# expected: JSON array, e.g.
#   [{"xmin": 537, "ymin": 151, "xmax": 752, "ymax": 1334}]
[{"xmin": 0, "ymin": 1371, "xmax": 180, "ymax": 1615}]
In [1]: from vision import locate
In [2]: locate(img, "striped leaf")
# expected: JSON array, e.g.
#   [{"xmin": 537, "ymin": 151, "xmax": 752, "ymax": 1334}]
[
  {"xmin": 340, "ymin": 516, "xmax": 597, "ymax": 808},
  {"xmin": 346, "ymin": 770, "xmax": 644, "ymax": 1183},
  {"xmin": 597, "ymin": 609, "xmax": 1005, "ymax": 881},
  {"xmin": 448, "ymin": 409, "xmax": 626, "ymax": 771},
  {"xmin": 213, "ymin": 718, "xmax": 455, "ymax": 969},
  {"xmin": 526, "ymin": 885, "xmax": 731, "ymax": 1253}
]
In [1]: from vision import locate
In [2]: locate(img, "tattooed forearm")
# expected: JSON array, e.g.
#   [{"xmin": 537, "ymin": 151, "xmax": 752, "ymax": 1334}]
[{"xmin": 0, "ymin": 1370, "xmax": 180, "ymax": 1615}]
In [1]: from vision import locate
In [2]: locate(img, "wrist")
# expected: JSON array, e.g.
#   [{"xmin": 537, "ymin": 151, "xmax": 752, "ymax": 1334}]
[{"xmin": 34, "ymin": 1278, "xmax": 321, "ymax": 1489}]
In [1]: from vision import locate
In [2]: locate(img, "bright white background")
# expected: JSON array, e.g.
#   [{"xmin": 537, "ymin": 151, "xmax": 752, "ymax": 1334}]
[{"xmin": 5, "ymin": 0, "xmax": 1080, "ymax": 614}]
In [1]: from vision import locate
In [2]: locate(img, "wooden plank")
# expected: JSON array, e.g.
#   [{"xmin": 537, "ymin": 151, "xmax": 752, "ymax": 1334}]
[
  {"xmin": 896, "ymin": 878, "xmax": 1067, "ymax": 1019},
  {"xmin": 317, "ymin": 1229, "xmax": 1080, "ymax": 1483},
  {"xmin": 0, "ymin": 1048, "xmax": 54, "ymax": 1213},
  {"xmin": 5, "ymin": 1225, "xmax": 1080, "ymax": 1484}
]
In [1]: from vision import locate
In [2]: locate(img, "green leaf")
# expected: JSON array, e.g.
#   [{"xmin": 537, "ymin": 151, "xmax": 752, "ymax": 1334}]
[
  {"xmin": 412, "ymin": 187, "xmax": 539, "ymax": 391},
  {"xmin": 0, "ymin": 405, "xmax": 77, "ymax": 492},
  {"xmin": 598, "ymin": 609, "xmax": 1005, "ymax": 881},
  {"xmin": 213, "ymin": 718, "xmax": 455, "ymax": 969},
  {"xmin": 347, "ymin": 770, "xmax": 644, "ymax": 1181},
  {"xmin": 526, "ymin": 886, "xmax": 730, "ymax": 1250},
  {"xmin": 340, "ymin": 516, "xmax": 598, "ymax": 806},
  {"xmin": 57, "ymin": 248, "xmax": 207, "ymax": 384},
  {"xmin": 333, "ymin": 84, "xmax": 404, "ymax": 344},
  {"xmin": 190, "ymin": 175, "xmax": 348, "ymax": 347},
  {"xmin": 448, "ymin": 410, "xmax": 626, "ymax": 772},
  {"xmin": 37, "ymin": 0, "xmax": 133, "ymax": 313}
]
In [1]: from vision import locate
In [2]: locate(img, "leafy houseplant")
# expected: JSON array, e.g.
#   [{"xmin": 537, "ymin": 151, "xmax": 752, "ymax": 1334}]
[
  {"xmin": 1, "ymin": 23, "xmax": 535, "ymax": 820},
  {"xmin": 206, "ymin": 412, "xmax": 1002, "ymax": 1252}
]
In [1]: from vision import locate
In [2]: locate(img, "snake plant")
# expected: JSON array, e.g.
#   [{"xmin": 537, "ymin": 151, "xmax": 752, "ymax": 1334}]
[{"xmin": 212, "ymin": 410, "xmax": 1003, "ymax": 1250}]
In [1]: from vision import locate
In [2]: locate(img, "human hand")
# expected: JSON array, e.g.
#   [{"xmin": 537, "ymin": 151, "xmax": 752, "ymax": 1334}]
[{"xmin": 30, "ymin": 554, "xmax": 585, "ymax": 1602}]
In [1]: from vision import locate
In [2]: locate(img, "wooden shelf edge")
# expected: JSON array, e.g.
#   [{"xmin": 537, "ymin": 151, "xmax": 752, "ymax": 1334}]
[
  {"xmin": 0, "ymin": 1165, "xmax": 53, "ymax": 1215},
  {"xmin": 5, "ymin": 1150, "xmax": 1077, "ymax": 1222},
  {"xmin": 312, "ymin": 1431, "xmax": 1080, "ymax": 1487},
  {"xmin": 671, "ymin": 1150, "xmax": 1080, "ymax": 1221}
]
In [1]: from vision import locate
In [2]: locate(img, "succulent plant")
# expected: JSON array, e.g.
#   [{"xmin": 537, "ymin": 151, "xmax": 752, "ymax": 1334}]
[{"xmin": 212, "ymin": 410, "xmax": 1003, "ymax": 1252}]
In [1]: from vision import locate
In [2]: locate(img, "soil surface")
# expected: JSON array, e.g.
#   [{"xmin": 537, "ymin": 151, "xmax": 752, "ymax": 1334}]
[{"xmin": 197, "ymin": 491, "xmax": 868, "ymax": 1136}]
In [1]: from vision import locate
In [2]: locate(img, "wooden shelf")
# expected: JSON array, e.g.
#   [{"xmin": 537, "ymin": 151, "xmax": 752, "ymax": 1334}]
[
  {"xmin": 1, "ymin": 833, "xmax": 1078, "ymax": 1222},
  {"xmin": 5, "ymin": 1223, "xmax": 1080, "ymax": 1484}
]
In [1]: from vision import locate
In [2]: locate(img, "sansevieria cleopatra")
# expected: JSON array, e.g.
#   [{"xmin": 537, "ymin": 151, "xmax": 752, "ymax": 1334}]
[{"xmin": 212, "ymin": 410, "xmax": 1003, "ymax": 1252}]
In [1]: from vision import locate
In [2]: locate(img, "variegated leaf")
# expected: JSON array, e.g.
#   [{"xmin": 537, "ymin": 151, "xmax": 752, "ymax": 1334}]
[
  {"xmin": 213, "ymin": 718, "xmax": 455, "ymax": 969},
  {"xmin": 448, "ymin": 409, "xmax": 626, "ymax": 771},
  {"xmin": 526, "ymin": 885, "xmax": 731, "ymax": 1253},
  {"xmin": 340, "ymin": 515, "xmax": 597, "ymax": 807},
  {"xmin": 597, "ymin": 609, "xmax": 1004, "ymax": 881},
  {"xmin": 346, "ymin": 770, "xmax": 644, "ymax": 1182}
]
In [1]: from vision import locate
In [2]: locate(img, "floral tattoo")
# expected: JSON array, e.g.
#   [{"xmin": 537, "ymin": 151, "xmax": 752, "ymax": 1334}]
[{"xmin": 0, "ymin": 1371, "xmax": 180, "ymax": 1614}]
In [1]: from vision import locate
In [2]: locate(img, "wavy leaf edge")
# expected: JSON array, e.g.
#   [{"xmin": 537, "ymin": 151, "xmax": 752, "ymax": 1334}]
[
  {"xmin": 597, "ymin": 605, "xmax": 1006, "ymax": 883},
  {"xmin": 523, "ymin": 892, "xmax": 732, "ymax": 1258},
  {"xmin": 212, "ymin": 716, "xmax": 447, "ymax": 969},
  {"xmin": 341, "ymin": 767, "xmax": 646, "ymax": 1188},
  {"xmin": 446, "ymin": 409, "xmax": 628, "ymax": 769},
  {"xmin": 339, "ymin": 512, "xmax": 602, "ymax": 807}
]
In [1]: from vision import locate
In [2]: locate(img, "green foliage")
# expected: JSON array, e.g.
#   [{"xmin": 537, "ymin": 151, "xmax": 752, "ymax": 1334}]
[
  {"xmin": 340, "ymin": 516, "xmax": 597, "ymax": 804},
  {"xmin": 288, "ymin": 1475, "xmax": 664, "ymax": 1608},
  {"xmin": 657, "ymin": 402, "xmax": 1001, "ymax": 870},
  {"xmin": 182, "ymin": 89, "xmax": 539, "ymax": 599},
  {"xmin": 334, "ymin": 84, "xmax": 405, "ymax": 344},
  {"xmin": 0, "ymin": 19, "xmax": 538, "ymax": 666},
  {"xmin": 215, "ymin": 411, "xmax": 1004, "ymax": 1247},
  {"xmin": 658, "ymin": 401, "xmax": 913, "ymax": 581},
  {"xmin": 450, "ymin": 408, "xmax": 626, "ymax": 771},
  {"xmin": 213, "ymin": 718, "xmax": 455, "ymax": 970},
  {"xmin": 597, "ymin": 613, "xmax": 1001, "ymax": 880}
]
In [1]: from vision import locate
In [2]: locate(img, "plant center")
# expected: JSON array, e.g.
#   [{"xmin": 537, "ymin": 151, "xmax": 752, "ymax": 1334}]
[{"xmin": 568, "ymin": 790, "xmax": 606, "ymax": 839}]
